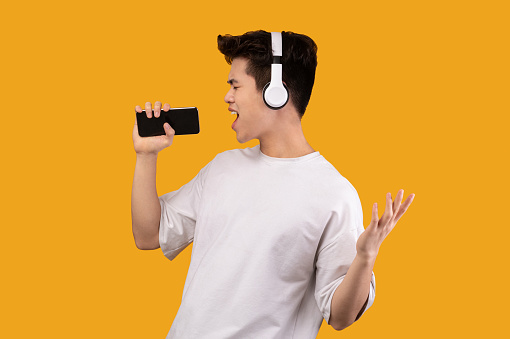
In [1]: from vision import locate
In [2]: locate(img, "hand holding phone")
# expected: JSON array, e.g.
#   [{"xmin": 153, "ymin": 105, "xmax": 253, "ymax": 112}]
[{"xmin": 133, "ymin": 102, "xmax": 176, "ymax": 155}]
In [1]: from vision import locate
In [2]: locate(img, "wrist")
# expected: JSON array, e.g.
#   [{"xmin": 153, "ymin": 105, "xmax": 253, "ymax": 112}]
[
  {"xmin": 136, "ymin": 152, "xmax": 158, "ymax": 162},
  {"xmin": 355, "ymin": 252, "xmax": 378, "ymax": 266}
]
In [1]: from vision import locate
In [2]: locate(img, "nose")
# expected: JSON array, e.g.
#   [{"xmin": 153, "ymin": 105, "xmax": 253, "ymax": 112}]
[{"xmin": 224, "ymin": 88, "xmax": 234, "ymax": 104}]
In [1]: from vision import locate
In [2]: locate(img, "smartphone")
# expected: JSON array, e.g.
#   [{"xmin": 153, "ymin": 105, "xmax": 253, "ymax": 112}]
[{"xmin": 136, "ymin": 107, "xmax": 200, "ymax": 137}]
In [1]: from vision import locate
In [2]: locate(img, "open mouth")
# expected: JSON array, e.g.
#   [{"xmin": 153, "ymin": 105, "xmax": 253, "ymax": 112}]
[{"xmin": 231, "ymin": 111, "xmax": 239, "ymax": 128}]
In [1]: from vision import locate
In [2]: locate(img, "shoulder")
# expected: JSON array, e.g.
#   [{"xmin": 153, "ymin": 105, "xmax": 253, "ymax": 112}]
[{"xmin": 310, "ymin": 156, "xmax": 360, "ymax": 201}]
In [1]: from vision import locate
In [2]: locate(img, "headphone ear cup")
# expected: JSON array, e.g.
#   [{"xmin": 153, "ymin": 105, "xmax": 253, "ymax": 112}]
[
  {"xmin": 262, "ymin": 82, "xmax": 271, "ymax": 107},
  {"xmin": 263, "ymin": 82, "xmax": 289, "ymax": 110}
]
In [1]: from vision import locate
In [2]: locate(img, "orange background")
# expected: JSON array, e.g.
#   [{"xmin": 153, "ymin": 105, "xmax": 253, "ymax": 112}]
[{"xmin": 1, "ymin": 0, "xmax": 508, "ymax": 338}]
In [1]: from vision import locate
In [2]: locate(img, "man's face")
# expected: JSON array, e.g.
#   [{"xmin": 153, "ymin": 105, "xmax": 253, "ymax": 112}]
[{"xmin": 224, "ymin": 58, "xmax": 274, "ymax": 143}]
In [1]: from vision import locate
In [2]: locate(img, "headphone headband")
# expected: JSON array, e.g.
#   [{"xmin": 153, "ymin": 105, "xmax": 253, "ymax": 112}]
[
  {"xmin": 271, "ymin": 32, "xmax": 283, "ymax": 57},
  {"xmin": 263, "ymin": 32, "xmax": 289, "ymax": 110}
]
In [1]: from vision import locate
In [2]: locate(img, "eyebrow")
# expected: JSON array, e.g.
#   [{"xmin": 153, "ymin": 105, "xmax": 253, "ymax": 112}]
[{"xmin": 227, "ymin": 79, "xmax": 239, "ymax": 85}]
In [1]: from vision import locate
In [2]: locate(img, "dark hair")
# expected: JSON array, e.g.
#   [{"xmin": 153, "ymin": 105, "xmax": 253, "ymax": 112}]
[{"xmin": 217, "ymin": 30, "xmax": 318, "ymax": 118}]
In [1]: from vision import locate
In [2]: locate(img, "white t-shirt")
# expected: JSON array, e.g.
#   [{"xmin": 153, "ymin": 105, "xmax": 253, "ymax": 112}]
[{"xmin": 159, "ymin": 144, "xmax": 376, "ymax": 338}]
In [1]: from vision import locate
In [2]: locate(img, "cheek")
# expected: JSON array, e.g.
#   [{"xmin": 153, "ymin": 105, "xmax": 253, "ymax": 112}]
[{"xmin": 249, "ymin": 93, "xmax": 265, "ymax": 110}]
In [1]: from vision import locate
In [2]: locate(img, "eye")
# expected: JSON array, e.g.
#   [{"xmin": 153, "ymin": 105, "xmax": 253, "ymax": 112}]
[{"xmin": 233, "ymin": 86, "xmax": 240, "ymax": 90}]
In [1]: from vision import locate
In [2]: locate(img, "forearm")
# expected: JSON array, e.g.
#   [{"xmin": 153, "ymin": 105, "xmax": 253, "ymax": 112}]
[
  {"xmin": 329, "ymin": 254, "xmax": 375, "ymax": 331},
  {"xmin": 131, "ymin": 153, "xmax": 161, "ymax": 249}
]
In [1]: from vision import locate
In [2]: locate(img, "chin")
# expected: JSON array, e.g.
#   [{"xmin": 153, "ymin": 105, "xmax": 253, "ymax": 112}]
[{"xmin": 235, "ymin": 133, "xmax": 253, "ymax": 144}]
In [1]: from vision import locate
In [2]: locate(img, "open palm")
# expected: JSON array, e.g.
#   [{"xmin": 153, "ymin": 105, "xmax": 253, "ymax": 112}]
[{"xmin": 356, "ymin": 189, "xmax": 415, "ymax": 260}]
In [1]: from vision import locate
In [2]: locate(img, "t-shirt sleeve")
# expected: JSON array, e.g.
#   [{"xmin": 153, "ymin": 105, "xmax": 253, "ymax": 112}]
[
  {"xmin": 314, "ymin": 186, "xmax": 376, "ymax": 325},
  {"xmin": 158, "ymin": 159, "xmax": 213, "ymax": 261}
]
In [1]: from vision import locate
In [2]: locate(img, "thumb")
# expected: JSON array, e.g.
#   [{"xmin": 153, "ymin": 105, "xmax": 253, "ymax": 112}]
[
  {"xmin": 369, "ymin": 203, "xmax": 379, "ymax": 228},
  {"xmin": 164, "ymin": 122, "xmax": 175, "ymax": 136}
]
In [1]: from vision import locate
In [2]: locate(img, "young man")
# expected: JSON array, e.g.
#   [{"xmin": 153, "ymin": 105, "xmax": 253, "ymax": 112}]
[{"xmin": 132, "ymin": 30, "xmax": 415, "ymax": 338}]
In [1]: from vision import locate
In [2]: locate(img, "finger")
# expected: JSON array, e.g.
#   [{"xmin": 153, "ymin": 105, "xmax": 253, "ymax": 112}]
[
  {"xmin": 380, "ymin": 192, "xmax": 393, "ymax": 226},
  {"xmin": 145, "ymin": 102, "xmax": 152, "ymax": 118},
  {"xmin": 394, "ymin": 193, "xmax": 415, "ymax": 223},
  {"xmin": 366, "ymin": 202, "xmax": 379, "ymax": 230},
  {"xmin": 134, "ymin": 105, "xmax": 141, "ymax": 126},
  {"xmin": 392, "ymin": 189, "xmax": 404, "ymax": 219},
  {"xmin": 154, "ymin": 101, "xmax": 162, "ymax": 118},
  {"xmin": 372, "ymin": 202, "xmax": 379, "ymax": 224},
  {"xmin": 387, "ymin": 192, "xmax": 393, "ymax": 215},
  {"xmin": 162, "ymin": 103, "xmax": 171, "ymax": 112}
]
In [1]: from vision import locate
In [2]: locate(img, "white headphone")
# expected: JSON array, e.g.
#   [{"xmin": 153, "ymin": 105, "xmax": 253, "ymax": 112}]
[{"xmin": 263, "ymin": 32, "xmax": 289, "ymax": 110}]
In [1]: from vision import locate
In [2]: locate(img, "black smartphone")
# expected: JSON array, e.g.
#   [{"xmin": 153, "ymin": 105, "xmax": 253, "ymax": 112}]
[{"xmin": 136, "ymin": 107, "xmax": 200, "ymax": 137}]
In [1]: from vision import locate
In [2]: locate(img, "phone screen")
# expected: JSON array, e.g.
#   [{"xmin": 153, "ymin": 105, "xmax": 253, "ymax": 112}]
[{"xmin": 136, "ymin": 107, "xmax": 200, "ymax": 137}]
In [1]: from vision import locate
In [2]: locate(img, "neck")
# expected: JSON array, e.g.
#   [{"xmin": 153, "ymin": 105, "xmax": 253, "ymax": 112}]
[{"xmin": 259, "ymin": 119, "xmax": 315, "ymax": 158}]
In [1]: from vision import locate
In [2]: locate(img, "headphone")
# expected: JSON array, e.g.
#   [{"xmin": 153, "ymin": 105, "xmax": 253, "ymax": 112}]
[{"xmin": 263, "ymin": 32, "xmax": 289, "ymax": 110}]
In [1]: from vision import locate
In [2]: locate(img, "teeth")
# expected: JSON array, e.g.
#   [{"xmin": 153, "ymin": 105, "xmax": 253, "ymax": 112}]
[{"xmin": 231, "ymin": 111, "xmax": 238, "ymax": 115}]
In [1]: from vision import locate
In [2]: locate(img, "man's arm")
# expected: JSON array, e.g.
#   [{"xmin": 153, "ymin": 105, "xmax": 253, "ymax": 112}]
[
  {"xmin": 329, "ymin": 254, "xmax": 375, "ymax": 331},
  {"xmin": 329, "ymin": 190, "xmax": 415, "ymax": 331},
  {"xmin": 131, "ymin": 101, "xmax": 175, "ymax": 250},
  {"xmin": 131, "ymin": 153, "xmax": 161, "ymax": 250}
]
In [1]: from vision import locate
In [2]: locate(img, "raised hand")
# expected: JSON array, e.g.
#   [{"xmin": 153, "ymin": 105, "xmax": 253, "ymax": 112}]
[
  {"xmin": 133, "ymin": 101, "xmax": 175, "ymax": 155},
  {"xmin": 356, "ymin": 189, "xmax": 415, "ymax": 261}
]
